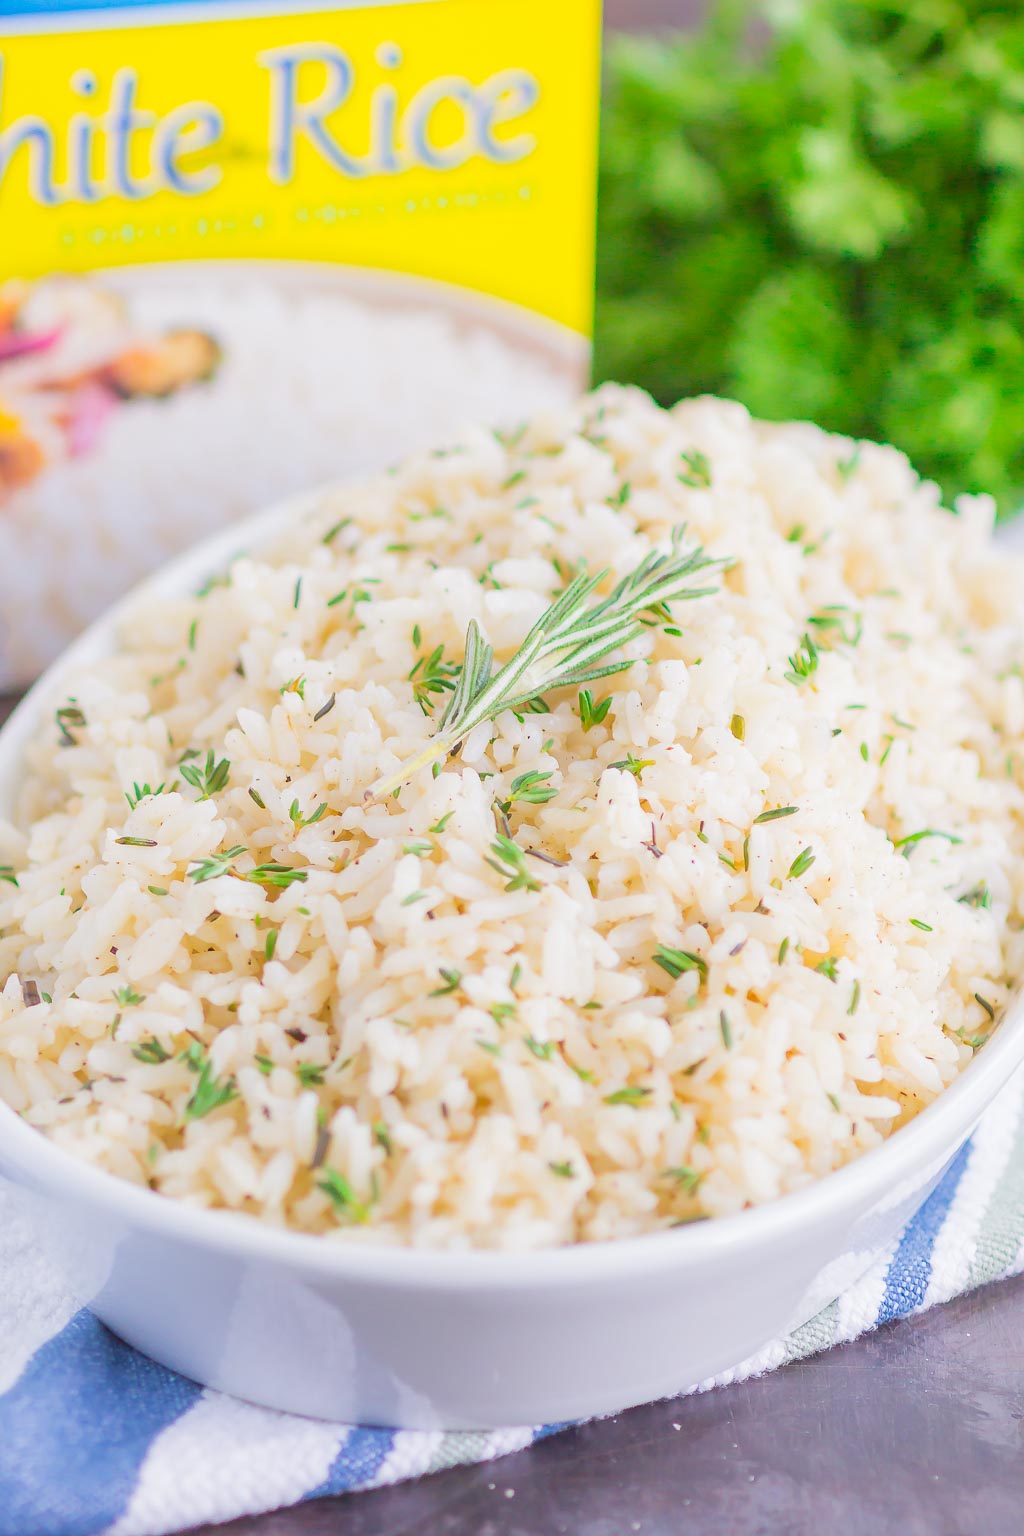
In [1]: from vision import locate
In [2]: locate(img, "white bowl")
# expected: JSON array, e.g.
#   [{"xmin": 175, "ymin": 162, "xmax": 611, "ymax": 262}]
[{"xmin": 0, "ymin": 493, "xmax": 1021, "ymax": 1430}]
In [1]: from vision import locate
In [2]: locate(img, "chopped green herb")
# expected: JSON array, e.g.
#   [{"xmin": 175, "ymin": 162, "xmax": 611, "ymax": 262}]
[
  {"xmin": 188, "ymin": 618, "xmax": 198, "ymax": 651},
  {"xmin": 524, "ymin": 1036, "xmax": 556, "ymax": 1060},
  {"xmin": 497, "ymin": 769, "xmax": 558, "ymax": 814},
  {"xmin": 182, "ymin": 1048, "xmax": 237, "ymax": 1121},
  {"xmin": 409, "ymin": 642, "xmax": 461, "ymax": 716},
  {"xmin": 577, "ymin": 689, "xmax": 612, "ymax": 733},
  {"xmin": 787, "ymin": 847, "xmax": 816, "ymax": 880},
  {"xmin": 313, "ymin": 694, "xmax": 336, "ymax": 723},
  {"xmin": 653, "ymin": 944, "xmax": 708, "ymax": 982},
  {"xmin": 125, "ymin": 782, "xmax": 166, "ymax": 810},
  {"xmin": 132, "ymin": 1038, "xmax": 171, "ymax": 1064},
  {"xmin": 56, "ymin": 703, "xmax": 87, "ymax": 746},
  {"xmin": 754, "ymin": 806, "xmax": 798, "ymax": 824},
  {"xmin": 486, "ymin": 835, "xmax": 542, "ymax": 893},
  {"xmin": 289, "ymin": 799, "xmax": 328, "ymax": 830},
  {"xmin": 892, "ymin": 829, "xmax": 962, "ymax": 855},
  {"xmin": 603, "ymin": 1085, "xmax": 652, "ymax": 1106},
  {"xmin": 910, "ymin": 918, "xmax": 933, "ymax": 932},
  {"xmin": 147, "ymin": 885, "xmax": 167, "ymax": 897},
  {"xmin": 317, "ymin": 1169, "xmax": 370, "ymax": 1224},
  {"xmin": 730, "ymin": 713, "xmax": 745, "ymax": 742},
  {"xmin": 180, "ymin": 750, "xmax": 231, "ymax": 800},
  {"xmin": 719, "ymin": 1011, "xmax": 733, "ymax": 1049},
  {"xmin": 778, "ymin": 937, "xmax": 790, "ymax": 963},
  {"xmin": 401, "ymin": 890, "xmax": 428, "ymax": 906},
  {"xmin": 815, "ymin": 955, "xmax": 839, "ymax": 982},
  {"xmin": 248, "ymin": 787, "xmax": 266, "ymax": 810},
  {"xmin": 264, "ymin": 929, "xmax": 278, "ymax": 962},
  {"xmin": 611, "ymin": 752, "xmax": 655, "ymax": 778},
  {"xmin": 115, "ymin": 836, "xmax": 158, "ymax": 848},
  {"xmin": 113, "ymin": 985, "xmax": 144, "ymax": 1008},
  {"xmin": 321, "ymin": 518, "xmax": 351, "ymax": 545},
  {"xmin": 678, "ymin": 449, "xmax": 712, "ymax": 488},
  {"xmin": 187, "ymin": 847, "xmax": 246, "ymax": 883},
  {"xmin": 958, "ymin": 882, "xmax": 992, "ymax": 910},
  {"xmin": 663, "ymin": 1165, "xmax": 703, "ymax": 1194},
  {"xmin": 827, "ymin": 1092, "xmax": 842, "ymax": 1112},
  {"xmin": 0, "ymin": 865, "xmax": 18, "ymax": 887},
  {"xmin": 430, "ymin": 968, "xmax": 462, "ymax": 997},
  {"xmin": 848, "ymin": 980, "xmax": 861, "ymax": 1016},
  {"xmin": 549, "ymin": 1160, "xmax": 575, "ymax": 1178},
  {"xmin": 255, "ymin": 1054, "xmax": 274, "ymax": 1075},
  {"xmin": 785, "ymin": 633, "xmax": 819, "ymax": 686},
  {"xmin": 373, "ymin": 1122, "xmax": 392, "ymax": 1154},
  {"xmin": 975, "ymin": 994, "xmax": 996, "ymax": 1022},
  {"xmin": 403, "ymin": 840, "xmax": 434, "ymax": 858},
  {"xmin": 246, "ymin": 862, "xmax": 308, "ymax": 889},
  {"xmin": 296, "ymin": 1063, "xmax": 325, "ymax": 1087}
]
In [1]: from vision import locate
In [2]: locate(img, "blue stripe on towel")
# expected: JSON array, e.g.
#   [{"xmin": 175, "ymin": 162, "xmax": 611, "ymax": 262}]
[
  {"xmin": 0, "ymin": 1309, "xmax": 201, "ymax": 1536},
  {"xmin": 311, "ymin": 1426, "xmax": 397, "ymax": 1496},
  {"xmin": 876, "ymin": 1138, "xmax": 972, "ymax": 1325}
]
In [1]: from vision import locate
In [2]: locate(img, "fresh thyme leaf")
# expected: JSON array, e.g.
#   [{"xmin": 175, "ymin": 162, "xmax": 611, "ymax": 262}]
[
  {"xmin": 289, "ymin": 800, "xmax": 328, "ymax": 830},
  {"xmin": 124, "ymin": 782, "xmax": 166, "ymax": 810},
  {"xmin": 113, "ymin": 985, "xmax": 144, "ymax": 1007},
  {"xmin": 910, "ymin": 918, "xmax": 933, "ymax": 932},
  {"xmin": 183, "ymin": 1049, "xmax": 237, "ymax": 1121},
  {"xmin": 403, "ymin": 839, "xmax": 434, "ymax": 858},
  {"xmin": 180, "ymin": 750, "xmax": 231, "ymax": 800},
  {"xmin": 815, "ymin": 955, "xmax": 839, "ymax": 982},
  {"xmin": 678, "ymin": 449, "xmax": 712, "ymax": 488},
  {"xmin": 0, "ymin": 866, "xmax": 18, "ymax": 887},
  {"xmin": 653, "ymin": 944, "xmax": 708, "ymax": 982},
  {"xmin": 55, "ymin": 703, "xmax": 87, "ymax": 746},
  {"xmin": 318, "ymin": 1169, "xmax": 370, "ymax": 1224},
  {"xmin": 848, "ymin": 980, "xmax": 861, "ymax": 1015},
  {"xmin": 754, "ymin": 806, "xmax": 798, "ymax": 824},
  {"xmin": 524, "ymin": 1035, "xmax": 556, "ymax": 1060},
  {"xmin": 248, "ymin": 787, "xmax": 266, "ymax": 810},
  {"xmin": 367, "ymin": 530, "xmax": 722, "ymax": 797},
  {"xmin": 313, "ymin": 694, "xmax": 337, "ymax": 723},
  {"xmin": 549, "ymin": 1160, "xmax": 576, "ymax": 1178},
  {"xmin": 497, "ymin": 770, "xmax": 558, "ymax": 815},
  {"xmin": 132, "ymin": 1038, "xmax": 171, "ymax": 1064},
  {"xmin": 409, "ymin": 642, "xmax": 461, "ymax": 716},
  {"xmin": 611, "ymin": 752, "xmax": 654, "ymax": 778},
  {"xmin": 264, "ymin": 929, "xmax": 278, "ymax": 962},
  {"xmin": 958, "ymin": 882, "xmax": 992, "ymax": 910},
  {"xmin": 115, "ymin": 837, "xmax": 158, "ymax": 848},
  {"xmin": 603, "ymin": 1085, "xmax": 652, "ymax": 1106},
  {"xmin": 787, "ymin": 847, "xmax": 816, "ymax": 880},
  {"xmin": 429, "ymin": 812, "xmax": 455, "ymax": 834},
  {"xmin": 188, "ymin": 846, "xmax": 246, "ymax": 883},
  {"xmin": 430, "ymin": 968, "xmax": 462, "ymax": 996},
  {"xmin": 663, "ymin": 1165, "xmax": 703, "ymax": 1194},
  {"xmin": 892, "ymin": 828, "xmax": 962, "ymax": 855},
  {"xmin": 784, "ymin": 633, "xmax": 819, "ymax": 685},
  {"xmin": 255, "ymin": 1054, "xmax": 274, "ymax": 1075},
  {"xmin": 296, "ymin": 1063, "xmax": 325, "ymax": 1087},
  {"xmin": 719, "ymin": 1010, "xmax": 733, "ymax": 1049},
  {"xmin": 485, "ymin": 835, "xmax": 542, "ymax": 893},
  {"xmin": 578, "ymin": 687, "xmax": 613, "ymax": 731},
  {"xmin": 245, "ymin": 863, "xmax": 308, "ymax": 889},
  {"xmin": 975, "ymin": 994, "xmax": 996, "ymax": 1023}
]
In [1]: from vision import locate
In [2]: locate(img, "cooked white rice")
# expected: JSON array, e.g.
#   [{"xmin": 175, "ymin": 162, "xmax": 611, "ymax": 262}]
[
  {"xmin": 1, "ymin": 386, "xmax": 1022, "ymax": 1249},
  {"xmin": 0, "ymin": 277, "xmax": 572, "ymax": 687}
]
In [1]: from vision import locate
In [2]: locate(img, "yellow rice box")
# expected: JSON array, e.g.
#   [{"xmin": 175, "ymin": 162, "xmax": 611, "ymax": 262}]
[{"xmin": 0, "ymin": 0, "xmax": 601, "ymax": 685}]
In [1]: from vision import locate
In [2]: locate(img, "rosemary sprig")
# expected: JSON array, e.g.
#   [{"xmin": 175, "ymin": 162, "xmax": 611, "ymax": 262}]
[{"xmin": 367, "ymin": 530, "xmax": 721, "ymax": 798}]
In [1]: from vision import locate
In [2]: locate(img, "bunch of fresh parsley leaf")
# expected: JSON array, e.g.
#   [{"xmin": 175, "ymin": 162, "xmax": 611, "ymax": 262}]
[{"xmin": 595, "ymin": 0, "xmax": 1024, "ymax": 518}]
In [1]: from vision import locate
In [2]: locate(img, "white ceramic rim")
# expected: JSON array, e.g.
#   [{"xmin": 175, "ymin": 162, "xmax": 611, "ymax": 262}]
[{"xmin": 2, "ymin": 487, "xmax": 1022, "ymax": 1289}]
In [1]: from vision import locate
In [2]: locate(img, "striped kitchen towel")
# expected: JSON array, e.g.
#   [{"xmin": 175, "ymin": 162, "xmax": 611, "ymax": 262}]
[{"xmin": 2, "ymin": 1072, "xmax": 1023, "ymax": 1536}]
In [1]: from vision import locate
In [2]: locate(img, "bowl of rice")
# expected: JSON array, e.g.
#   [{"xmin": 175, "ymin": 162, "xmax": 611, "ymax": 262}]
[{"xmin": 0, "ymin": 385, "xmax": 1022, "ymax": 1427}]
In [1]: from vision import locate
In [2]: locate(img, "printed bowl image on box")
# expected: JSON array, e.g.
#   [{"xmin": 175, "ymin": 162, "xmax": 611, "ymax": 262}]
[{"xmin": 0, "ymin": 0, "xmax": 601, "ymax": 688}]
